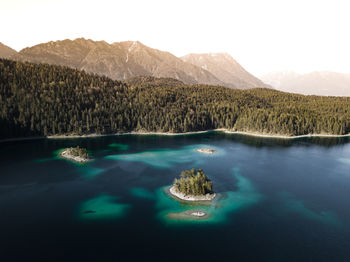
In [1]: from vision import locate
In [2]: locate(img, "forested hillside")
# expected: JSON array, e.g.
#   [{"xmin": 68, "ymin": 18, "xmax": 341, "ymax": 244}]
[{"xmin": 1, "ymin": 58, "xmax": 350, "ymax": 139}]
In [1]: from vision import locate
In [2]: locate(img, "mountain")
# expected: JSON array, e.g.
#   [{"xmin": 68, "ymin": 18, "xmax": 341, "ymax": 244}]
[
  {"xmin": 261, "ymin": 71, "xmax": 350, "ymax": 96},
  {"xmin": 0, "ymin": 42, "xmax": 17, "ymax": 58},
  {"xmin": 12, "ymin": 38, "xmax": 224, "ymax": 86},
  {"xmin": 10, "ymin": 38, "xmax": 269, "ymax": 89},
  {"xmin": 181, "ymin": 53, "xmax": 268, "ymax": 89}
]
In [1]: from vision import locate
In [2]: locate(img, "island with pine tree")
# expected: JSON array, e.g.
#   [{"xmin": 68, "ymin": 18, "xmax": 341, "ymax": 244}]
[
  {"xmin": 169, "ymin": 168, "xmax": 216, "ymax": 201},
  {"xmin": 60, "ymin": 146, "xmax": 91, "ymax": 163}
]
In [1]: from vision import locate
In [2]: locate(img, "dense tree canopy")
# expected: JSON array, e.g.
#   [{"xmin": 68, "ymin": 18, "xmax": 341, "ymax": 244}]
[
  {"xmin": 173, "ymin": 168, "xmax": 213, "ymax": 196},
  {"xmin": 1, "ymin": 58, "xmax": 350, "ymax": 139},
  {"xmin": 65, "ymin": 146, "xmax": 90, "ymax": 159}
]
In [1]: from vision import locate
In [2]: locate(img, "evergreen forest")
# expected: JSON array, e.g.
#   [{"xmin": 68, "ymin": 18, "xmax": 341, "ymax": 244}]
[
  {"xmin": 173, "ymin": 168, "xmax": 213, "ymax": 196},
  {"xmin": 65, "ymin": 146, "xmax": 90, "ymax": 159},
  {"xmin": 1, "ymin": 58, "xmax": 350, "ymax": 139}
]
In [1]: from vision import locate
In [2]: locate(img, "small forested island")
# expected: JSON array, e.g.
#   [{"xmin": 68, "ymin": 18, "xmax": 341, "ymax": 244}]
[
  {"xmin": 60, "ymin": 146, "xmax": 91, "ymax": 163},
  {"xmin": 170, "ymin": 168, "xmax": 216, "ymax": 201}
]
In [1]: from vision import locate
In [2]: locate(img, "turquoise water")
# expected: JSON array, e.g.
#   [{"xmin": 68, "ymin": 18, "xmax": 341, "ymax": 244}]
[
  {"xmin": 153, "ymin": 168, "xmax": 262, "ymax": 225},
  {"xmin": 278, "ymin": 192, "xmax": 340, "ymax": 226},
  {"xmin": 105, "ymin": 144, "xmax": 224, "ymax": 168},
  {"xmin": 78, "ymin": 194, "xmax": 130, "ymax": 220},
  {"xmin": 0, "ymin": 132, "xmax": 350, "ymax": 261}
]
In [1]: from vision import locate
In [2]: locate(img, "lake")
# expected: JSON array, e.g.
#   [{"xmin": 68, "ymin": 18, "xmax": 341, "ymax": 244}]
[{"xmin": 1, "ymin": 132, "xmax": 350, "ymax": 261}]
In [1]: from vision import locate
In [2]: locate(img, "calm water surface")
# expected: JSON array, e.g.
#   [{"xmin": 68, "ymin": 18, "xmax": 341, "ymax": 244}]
[{"xmin": 1, "ymin": 132, "xmax": 350, "ymax": 261}]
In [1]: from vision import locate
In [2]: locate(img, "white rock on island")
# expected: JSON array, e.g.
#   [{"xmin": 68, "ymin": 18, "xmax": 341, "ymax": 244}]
[
  {"xmin": 169, "ymin": 186, "xmax": 216, "ymax": 201},
  {"xmin": 190, "ymin": 211, "xmax": 206, "ymax": 217},
  {"xmin": 196, "ymin": 148, "xmax": 216, "ymax": 154}
]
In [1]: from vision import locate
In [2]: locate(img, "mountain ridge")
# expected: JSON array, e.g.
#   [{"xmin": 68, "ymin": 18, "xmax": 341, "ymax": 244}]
[
  {"xmin": 0, "ymin": 42, "xmax": 17, "ymax": 58},
  {"xmin": 261, "ymin": 71, "xmax": 350, "ymax": 96},
  {"xmin": 4, "ymin": 38, "xmax": 269, "ymax": 89},
  {"xmin": 11, "ymin": 38, "xmax": 225, "ymax": 86},
  {"xmin": 181, "ymin": 52, "xmax": 269, "ymax": 89}
]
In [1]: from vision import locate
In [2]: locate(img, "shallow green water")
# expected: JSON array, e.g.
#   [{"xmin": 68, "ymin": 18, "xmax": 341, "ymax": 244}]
[
  {"xmin": 153, "ymin": 168, "xmax": 262, "ymax": 225},
  {"xmin": 78, "ymin": 194, "xmax": 130, "ymax": 220},
  {"xmin": 0, "ymin": 132, "xmax": 350, "ymax": 261}
]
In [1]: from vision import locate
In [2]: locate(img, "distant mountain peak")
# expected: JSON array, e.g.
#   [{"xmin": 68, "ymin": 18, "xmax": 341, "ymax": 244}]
[
  {"xmin": 0, "ymin": 42, "xmax": 17, "ymax": 58},
  {"xmin": 261, "ymin": 71, "xmax": 350, "ymax": 96},
  {"xmin": 124, "ymin": 41, "xmax": 143, "ymax": 53},
  {"xmin": 181, "ymin": 52, "xmax": 268, "ymax": 89},
  {"xmin": 209, "ymin": 52, "xmax": 232, "ymax": 57}
]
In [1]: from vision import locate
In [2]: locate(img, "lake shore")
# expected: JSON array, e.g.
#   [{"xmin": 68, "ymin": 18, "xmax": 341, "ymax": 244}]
[
  {"xmin": 42, "ymin": 129, "xmax": 350, "ymax": 139},
  {"xmin": 222, "ymin": 130, "xmax": 350, "ymax": 139},
  {"xmin": 48, "ymin": 133, "xmax": 112, "ymax": 139},
  {"xmin": 1, "ymin": 129, "xmax": 350, "ymax": 143},
  {"xmin": 169, "ymin": 186, "xmax": 216, "ymax": 202},
  {"xmin": 46, "ymin": 130, "xmax": 210, "ymax": 139},
  {"xmin": 0, "ymin": 136, "xmax": 46, "ymax": 143}
]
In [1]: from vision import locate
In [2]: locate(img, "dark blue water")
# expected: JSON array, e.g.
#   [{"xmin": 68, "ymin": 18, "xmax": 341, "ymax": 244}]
[{"xmin": 1, "ymin": 132, "xmax": 350, "ymax": 261}]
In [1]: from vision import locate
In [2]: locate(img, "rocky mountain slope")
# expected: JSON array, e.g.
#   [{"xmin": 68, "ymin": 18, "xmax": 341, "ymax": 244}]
[
  {"xmin": 8, "ymin": 38, "xmax": 272, "ymax": 89},
  {"xmin": 0, "ymin": 42, "xmax": 17, "ymax": 58},
  {"xmin": 12, "ymin": 38, "xmax": 224, "ymax": 86},
  {"xmin": 181, "ymin": 53, "xmax": 268, "ymax": 89}
]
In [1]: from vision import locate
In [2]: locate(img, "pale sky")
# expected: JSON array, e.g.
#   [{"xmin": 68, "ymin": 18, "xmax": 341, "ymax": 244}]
[{"xmin": 1, "ymin": 0, "xmax": 350, "ymax": 76}]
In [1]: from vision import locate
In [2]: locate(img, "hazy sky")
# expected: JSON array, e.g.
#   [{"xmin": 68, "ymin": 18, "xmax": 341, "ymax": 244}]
[{"xmin": 1, "ymin": 0, "xmax": 349, "ymax": 76}]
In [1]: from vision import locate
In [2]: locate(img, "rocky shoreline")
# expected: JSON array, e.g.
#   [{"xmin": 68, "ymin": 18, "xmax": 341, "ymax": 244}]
[
  {"xmin": 46, "ymin": 129, "xmax": 350, "ymax": 140},
  {"xmin": 2, "ymin": 129, "xmax": 350, "ymax": 144},
  {"xmin": 169, "ymin": 186, "xmax": 216, "ymax": 202}
]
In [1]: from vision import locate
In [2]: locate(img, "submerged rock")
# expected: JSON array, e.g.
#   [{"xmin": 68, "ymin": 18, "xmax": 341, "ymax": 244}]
[
  {"xmin": 190, "ymin": 211, "xmax": 206, "ymax": 217},
  {"xmin": 167, "ymin": 209, "xmax": 209, "ymax": 220},
  {"xmin": 83, "ymin": 210, "xmax": 96, "ymax": 214},
  {"xmin": 196, "ymin": 148, "xmax": 216, "ymax": 154}
]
